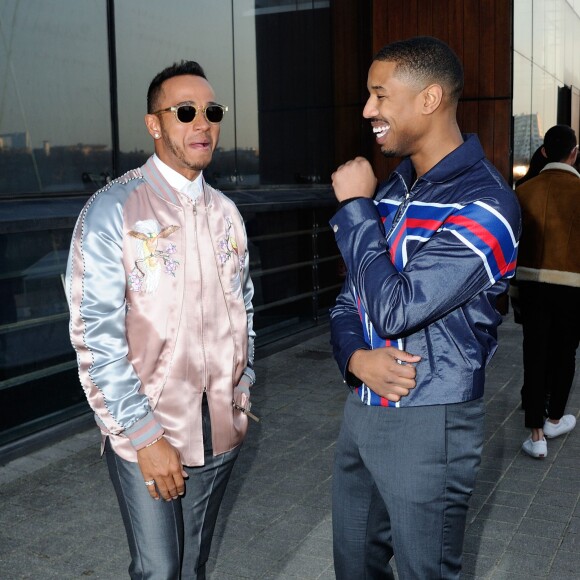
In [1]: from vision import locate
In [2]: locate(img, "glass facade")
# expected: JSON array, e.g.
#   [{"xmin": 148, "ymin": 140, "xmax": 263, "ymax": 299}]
[
  {"xmin": 0, "ymin": 0, "xmax": 346, "ymax": 448},
  {"xmin": 0, "ymin": 0, "xmax": 335, "ymax": 196},
  {"xmin": 0, "ymin": 1, "xmax": 112, "ymax": 194},
  {"xmin": 5, "ymin": 0, "xmax": 578, "ymax": 450},
  {"xmin": 513, "ymin": 0, "xmax": 580, "ymax": 180},
  {"xmin": 113, "ymin": 0, "xmax": 334, "ymax": 187}
]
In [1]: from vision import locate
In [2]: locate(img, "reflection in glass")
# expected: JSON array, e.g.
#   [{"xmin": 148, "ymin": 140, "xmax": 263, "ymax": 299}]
[
  {"xmin": 255, "ymin": 2, "xmax": 333, "ymax": 185},
  {"xmin": 513, "ymin": 52, "xmax": 538, "ymax": 177},
  {"xmin": 0, "ymin": 227, "xmax": 73, "ymax": 380},
  {"xmin": 513, "ymin": 0, "xmax": 533, "ymax": 59},
  {"xmin": 115, "ymin": 0, "xmax": 236, "ymax": 179},
  {"xmin": 114, "ymin": 0, "xmax": 332, "ymax": 188},
  {"xmin": 0, "ymin": 1, "xmax": 111, "ymax": 195},
  {"xmin": 512, "ymin": 0, "xmax": 580, "ymax": 183}
]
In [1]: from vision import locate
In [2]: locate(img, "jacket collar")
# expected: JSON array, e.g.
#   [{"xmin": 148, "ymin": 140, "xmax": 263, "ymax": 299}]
[
  {"xmin": 540, "ymin": 162, "xmax": 580, "ymax": 178},
  {"xmin": 141, "ymin": 156, "xmax": 211, "ymax": 206},
  {"xmin": 394, "ymin": 133, "xmax": 486, "ymax": 189}
]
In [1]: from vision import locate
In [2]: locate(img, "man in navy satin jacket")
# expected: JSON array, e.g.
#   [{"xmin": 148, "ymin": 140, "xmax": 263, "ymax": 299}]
[{"xmin": 329, "ymin": 37, "xmax": 520, "ymax": 580}]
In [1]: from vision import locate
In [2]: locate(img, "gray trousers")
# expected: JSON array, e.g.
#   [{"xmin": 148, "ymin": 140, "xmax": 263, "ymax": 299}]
[
  {"xmin": 332, "ymin": 392, "xmax": 485, "ymax": 580},
  {"xmin": 105, "ymin": 405, "xmax": 239, "ymax": 580}
]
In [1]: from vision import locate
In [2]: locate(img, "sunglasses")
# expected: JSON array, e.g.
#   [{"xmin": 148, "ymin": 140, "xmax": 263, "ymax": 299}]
[{"xmin": 153, "ymin": 103, "xmax": 228, "ymax": 124}]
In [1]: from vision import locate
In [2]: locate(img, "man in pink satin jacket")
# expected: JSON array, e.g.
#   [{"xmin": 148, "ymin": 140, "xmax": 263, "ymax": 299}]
[{"xmin": 66, "ymin": 60, "xmax": 256, "ymax": 579}]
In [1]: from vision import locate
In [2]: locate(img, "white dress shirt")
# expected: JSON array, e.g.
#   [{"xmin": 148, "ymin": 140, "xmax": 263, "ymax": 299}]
[{"xmin": 152, "ymin": 153, "xmax": 203, "ymax": 201}]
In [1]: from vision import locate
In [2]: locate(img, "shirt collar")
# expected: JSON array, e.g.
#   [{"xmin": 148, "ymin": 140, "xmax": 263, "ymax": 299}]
[{"xmin": 152, "ymin": 153, "xmax": 203, "ymax": 200}]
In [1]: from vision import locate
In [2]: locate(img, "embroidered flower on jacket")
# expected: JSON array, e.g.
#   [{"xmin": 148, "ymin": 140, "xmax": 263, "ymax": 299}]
[
  {"xmin": 128, "ymin": 269, "xmax": 144, "ymax": 292},
  {"xmin": 127, "ymin": 220, "xmax": 181, "ymax": 293},
  {"xmin": 239, "ymin": 249, "xmax": 248, "ymax": 274},
  {"xmin": 164, "ymin": 259, "xmax": 178, "ymax": 275},
  {"xmin": 217, "ymin": 217, "xmax": 239, "ymax": 264}
]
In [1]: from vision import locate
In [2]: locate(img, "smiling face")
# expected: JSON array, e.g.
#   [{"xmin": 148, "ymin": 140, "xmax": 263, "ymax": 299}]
[
  {"xmin": 362, "ymin": 60, "xmax": 429, "ymax": 159},
  {"xmin": 145, "ymin": 74, "xmax": 221, "ymax": 180}
]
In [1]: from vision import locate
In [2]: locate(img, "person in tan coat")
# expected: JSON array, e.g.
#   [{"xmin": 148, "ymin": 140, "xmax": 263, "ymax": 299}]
[{"xmin": 516, "ymin": 124, "xmax": 580, "ymax": 458}]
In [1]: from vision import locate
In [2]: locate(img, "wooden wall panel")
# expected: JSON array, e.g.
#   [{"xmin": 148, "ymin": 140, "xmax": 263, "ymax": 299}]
[
  {"xmin": 495, "ymin": 0, "xmax": 512, "ymax": 96},
  {"xmin": 494, "ymin": 100, "xmax": 512, "ymax": 179},
  {"xmin": 478, "ymin": 101, "xmax": 495, "ymax": 158},
  {"xmin": 431, "ymin": 0, "xmax": 450, "ymax": 42},
  {"xmin": 479, "ymin": 0, "xmax": 495, "ymax": 96},
  {"xmin": 458, "ymin": 101, "xmax": 479, "ymax": 134},
  {"xmin": 447, "ymin": 0, "xmax": 464, "ymax": 64},
  {"xmin": 401, "ymin": 0, "xmax": 420, "ymax": 36},
  {"xmin": 332, "ymin": 0, "xmax": 374, "ymax": 167},
  {"xmin": 367, "ymin": 0, "xmax": 513, "ymax": 182},
  {"xmin": 417, "ymin": 0, "xmax": 434, "ymax": 34},
  {"xmin": 462, "ymin": 0, "xmax": 480, "ymax": 99}
]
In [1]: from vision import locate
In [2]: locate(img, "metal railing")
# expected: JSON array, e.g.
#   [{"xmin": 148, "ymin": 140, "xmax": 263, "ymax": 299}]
[{"xmin": 0, "ymin": 187, "xmax": 343, "ymax": 447}]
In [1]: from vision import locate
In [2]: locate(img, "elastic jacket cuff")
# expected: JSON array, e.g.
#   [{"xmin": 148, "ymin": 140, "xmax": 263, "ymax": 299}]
[
  {"xmin": 336, "ymin": 196, "xmax": 366, "ymax": 211},
  {"xmin": 125, "ymin": 412, "xmax": 165, "ymax": 450},
  {"xmin": 242, "ymin": 367, "xmax": 256, "ymax": 386}
]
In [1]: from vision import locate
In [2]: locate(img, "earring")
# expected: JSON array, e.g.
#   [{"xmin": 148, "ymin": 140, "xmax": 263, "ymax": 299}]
[{"xmin": 154, "ymin": 133, "xmax": 160, "ymax": 139}]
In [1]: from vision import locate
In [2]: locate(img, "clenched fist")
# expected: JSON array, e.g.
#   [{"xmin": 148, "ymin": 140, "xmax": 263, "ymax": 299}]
[{"xmin": 331, "ymin": 156, "xmax": 378, "ymax": 202}]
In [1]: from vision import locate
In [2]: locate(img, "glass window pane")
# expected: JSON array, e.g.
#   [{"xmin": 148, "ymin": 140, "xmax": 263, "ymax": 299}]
[
  {"xmin": 0, "ymin": 226, "xmax": 73, "ymax": 379},
  {"xmin": 254, "ymin": 1, "xmax": 333, "ymax": 186},
  {"xmin": 114, "ymin": 0, "xmax": 333, "ymax": 188},
  {"xmin": 531, "ymin": 65, "xmax": 559, "ymax": 137},
  {"xmin": 115, "ymin": 0, "xmax": 235, "ymax": 178},
  {"xmin": 532, "ymin": 0, "xmax": 547, "ymax": 69},
  {"xmin": 513, "ymin": 53, "xmax": 533, "ymax": 118},
  {"xmin": 229, "ymin": 0, "xmax": 260, "ymax": 187},
  {"xmin": 0, "ymin": 1, "xmax": 111, "ymax": 195},
  {"xmin": 513, "ymin": 0, "xmax": 580, "ymax": 181},
  {"xmin": 513, "ymin": 53, "xmax": 539, "ymax": 179},
  {"xmin": 514, "ymin": 0, "xmax": 533, "ymax": 58}
]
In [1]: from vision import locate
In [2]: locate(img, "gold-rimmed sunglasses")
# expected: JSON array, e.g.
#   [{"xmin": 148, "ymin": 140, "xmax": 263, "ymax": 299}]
[{"xmin": 153, "ymin": 103, "xmax": 228, "ymax": 124}]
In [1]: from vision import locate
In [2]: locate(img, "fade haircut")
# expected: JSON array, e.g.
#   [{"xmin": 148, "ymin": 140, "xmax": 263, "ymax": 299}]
[
  {"xmin": 147, "ymin": 60, "xmax": 207, "ymax": 113},
  {"xmin": 374, "ymin": 36, "xmax": 464, "ymax": 104}
]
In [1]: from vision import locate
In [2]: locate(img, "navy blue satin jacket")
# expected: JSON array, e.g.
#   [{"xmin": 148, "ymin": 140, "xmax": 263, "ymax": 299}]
[{"xmin": 330, "ymin": 134, "xmax": 521, "ymax": 407}]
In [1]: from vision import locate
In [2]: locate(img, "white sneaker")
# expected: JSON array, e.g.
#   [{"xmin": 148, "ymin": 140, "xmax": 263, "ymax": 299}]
[
  {"xmin": 543, "ymin": 415, "xmax": 576, "ymax": 438},
  {"xmin": 522, "ymin": 437, "xmax": 547, "ymax": 458}
]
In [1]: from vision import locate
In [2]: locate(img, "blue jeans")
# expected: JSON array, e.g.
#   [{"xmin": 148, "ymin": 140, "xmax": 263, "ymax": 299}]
[{"xmin": 332, "ymin": 392, "xmax": 484, "ymax": 580}]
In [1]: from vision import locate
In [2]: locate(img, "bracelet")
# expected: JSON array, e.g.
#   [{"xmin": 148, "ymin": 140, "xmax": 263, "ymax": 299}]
[
  {"xmin": 145, "ymin": 436, "xmax": 163, "ymax": 448},
  {"xmin": 242, "ymin": 368, "xmax": 256, "ymax": 386}
]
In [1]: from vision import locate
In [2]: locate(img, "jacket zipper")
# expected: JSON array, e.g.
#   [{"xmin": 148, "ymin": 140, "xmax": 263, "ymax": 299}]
[
  {"xmin": 385, "ymin": 179, "xmax": 413, "ymax": 240},
  {"xmin": 380, "ymin": 175, "xmax": 415, "ymax": 361},
  {"xmin": 193, "ymin": 200, "xmax": 208, "ymax": 393},
  {"xmin": 204, "ymin": 198, "xmax": 239, "ymax": 388}
]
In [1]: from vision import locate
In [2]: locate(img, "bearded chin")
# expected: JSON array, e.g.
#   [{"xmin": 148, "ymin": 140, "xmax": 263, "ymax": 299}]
[
  {"xmin": 380, "ymin": 147, "xmax": 398, "ymax": 158},
  {"xmin": 166, "ymin": 137, "xmax": 212, "ymax": 171},
  {"xmin": 186, "ymin": 160, "xmax": 210, "ymax": 171}
]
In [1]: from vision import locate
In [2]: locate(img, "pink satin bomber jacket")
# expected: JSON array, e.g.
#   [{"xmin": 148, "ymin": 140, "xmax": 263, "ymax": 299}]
[{"xmin": 66, "ymin": 157, "xmax": 255, "ymax": 466}]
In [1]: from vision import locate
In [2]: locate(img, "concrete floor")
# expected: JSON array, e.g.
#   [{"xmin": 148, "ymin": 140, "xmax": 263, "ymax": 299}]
[{"xmin": 1, "ymin": 312, "xmax": 578, "ymax": 579}]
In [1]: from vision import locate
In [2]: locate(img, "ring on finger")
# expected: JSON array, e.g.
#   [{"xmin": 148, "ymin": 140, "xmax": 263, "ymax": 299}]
[{"xmin": 144, "ymin": 479, "xmax": 155, "ymax": 486}]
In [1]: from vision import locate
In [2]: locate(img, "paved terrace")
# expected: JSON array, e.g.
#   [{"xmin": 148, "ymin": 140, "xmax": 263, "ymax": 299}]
[{"xmin": 1, "ymin": 313, "xmax": 579, "ymax": 579}]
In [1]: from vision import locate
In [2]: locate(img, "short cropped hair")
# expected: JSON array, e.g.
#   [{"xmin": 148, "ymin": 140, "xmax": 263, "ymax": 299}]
[
  {"xmin": 374, "ymin": 36, "xmax": 464, "ymax": 104},
  {"xmin": 147, "ymin": 60, "xmax": 207, "ymax": 113},
  {"xmin": 543, "ymin": 124, "xmax": 577, "ymax": 162}
]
